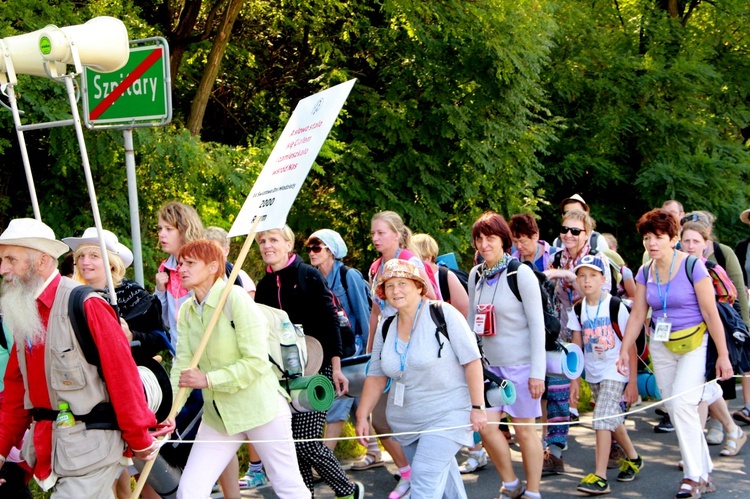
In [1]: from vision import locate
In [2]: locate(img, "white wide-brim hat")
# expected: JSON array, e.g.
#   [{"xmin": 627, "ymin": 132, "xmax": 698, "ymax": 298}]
[
  {"xmin": 0, "ymin": 218, "xmax": 69, "ymax": 258},
  {"xmin": 741, "ymin": 209, "xmax": 750, "ymax": 225},
  {"xmin": 62, "ymin": 227, "xmax": 134, "ymax": 268}
]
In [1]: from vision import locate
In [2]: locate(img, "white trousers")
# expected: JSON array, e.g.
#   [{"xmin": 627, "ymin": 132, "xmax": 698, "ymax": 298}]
[
  {"xmin": 177, "ymin": 394, "xmax": 310, "ymax": 499},
  {"xmin": 651, "ymin": 335, "xmax": 712, "ymax": 480}
]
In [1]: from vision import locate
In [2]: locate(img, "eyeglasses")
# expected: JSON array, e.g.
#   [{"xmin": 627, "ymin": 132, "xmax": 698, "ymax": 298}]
[
  {"xmin": 560, "ymin": 226, "xmax": 584, "ymax": 236},
  {"xmin": 680, "ymin": 213, "xmax": 707, "ymax": 226},
  {"xmin": 305, "ymin": 245, "xmax": 328, "ymax": 254}
]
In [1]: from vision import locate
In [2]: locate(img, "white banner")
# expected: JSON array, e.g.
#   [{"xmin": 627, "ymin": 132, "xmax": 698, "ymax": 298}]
[{"xmin": 228, "ymin": 79, "xmax": 356, "ymax": 237}]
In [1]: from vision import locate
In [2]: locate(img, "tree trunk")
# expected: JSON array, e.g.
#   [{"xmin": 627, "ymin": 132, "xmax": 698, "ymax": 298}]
[{"xmin": 186, "ymin": 0, "xmax": 245, "ymax": 136}]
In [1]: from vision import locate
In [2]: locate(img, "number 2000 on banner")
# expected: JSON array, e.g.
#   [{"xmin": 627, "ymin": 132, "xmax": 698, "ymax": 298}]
[{"xmin": 259, "ymin": 198, "xmax": 275, "ymax": 208}]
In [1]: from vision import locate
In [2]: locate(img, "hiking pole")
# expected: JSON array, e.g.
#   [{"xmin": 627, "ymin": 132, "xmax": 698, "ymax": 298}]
[{"xmin": 130, "ymin": 217, "xmax": 261, "ymax": 499}]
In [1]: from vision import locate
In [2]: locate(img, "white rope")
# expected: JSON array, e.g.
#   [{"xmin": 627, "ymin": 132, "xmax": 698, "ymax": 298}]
[
  {"xmin": 155, "ymin": 375, "xmax": 747, "ymax": 445},
  {"xmin": 138, "ymin": 365, "xmax": 163, "ymax": 415}
]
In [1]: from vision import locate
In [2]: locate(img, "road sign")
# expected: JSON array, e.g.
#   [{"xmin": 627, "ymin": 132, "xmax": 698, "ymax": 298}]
[
  {"xmin": 229, "ymin": 79, "xmax": 357, "ymax": 237},
  {"xmin": 82, "ymin": 37, "xmax": 171, "ymax": 129}
]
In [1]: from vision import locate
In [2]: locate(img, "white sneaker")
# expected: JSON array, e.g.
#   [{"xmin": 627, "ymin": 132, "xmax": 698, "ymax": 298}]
[
  {"xmin": 706, "ymin": 418, "xmax": 724, "ymax": 445},
  {"xmin": 458, "ymin": 449, "xmax": 488, "ymax": 474}
]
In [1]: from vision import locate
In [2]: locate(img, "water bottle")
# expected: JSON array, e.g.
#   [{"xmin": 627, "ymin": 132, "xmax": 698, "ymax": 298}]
[
  {"xmin": 280, "ymin": 321, "xmax": 302, "ymax": 377},
  {"xmin": 485, "ymin": 382, "xmax": 505, "ymax": 408},
  {"xmin": 336, "ymin": 310, "xmax": 350, "ymax": 328},
  {"xmin": 56, "ymin": 401, "xmax": 76, "ymax": 428}
]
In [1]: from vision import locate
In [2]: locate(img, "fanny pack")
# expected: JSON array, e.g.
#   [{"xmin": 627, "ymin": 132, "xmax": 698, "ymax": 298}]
[{"xmin": 664, "ymin": 322, "xmax": 706, "ymax": 354}]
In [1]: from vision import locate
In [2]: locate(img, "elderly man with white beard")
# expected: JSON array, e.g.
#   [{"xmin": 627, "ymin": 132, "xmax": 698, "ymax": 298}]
[{"xmin": 0, "ymin": 218, "xmax": 159, "ymax": 497}]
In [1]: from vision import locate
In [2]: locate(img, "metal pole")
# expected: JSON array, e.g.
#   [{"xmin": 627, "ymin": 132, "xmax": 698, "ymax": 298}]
[
  {"xmin": 62, "ymin": 74, "xmax": 117, "ymax": 306},
  {"xmin": 123, "ymin": 129, "xmax": 144, "ymax": 286},
  {"xmin": 5, "ymin": 82, "xmax": 41, "ymax": 221}
]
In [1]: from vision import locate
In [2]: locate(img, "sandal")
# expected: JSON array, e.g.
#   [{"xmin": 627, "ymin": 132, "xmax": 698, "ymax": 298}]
[
  {"xmin": 700, "ymin": 475, "xmax": 716, "ymax": 494},
  {"xmin": 720, "ymin": 429, "xmax": 747, "ymax": 456},
  {"xmin": 732, "ymin": 407, "xmax": 750, "ymax": 425},
  {"xmin": 351, "ymin": 453, "xmax": 385, "ymax": 471},
  {"xmin": 675, "ymin": 478, "xmax": 702, "ymax": 498}
]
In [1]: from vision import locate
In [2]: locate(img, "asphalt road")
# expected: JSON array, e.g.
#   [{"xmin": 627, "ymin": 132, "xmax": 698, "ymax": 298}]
[{"xmin": 229, "ymin": 397, "xmax": 750, "ymax": 499}]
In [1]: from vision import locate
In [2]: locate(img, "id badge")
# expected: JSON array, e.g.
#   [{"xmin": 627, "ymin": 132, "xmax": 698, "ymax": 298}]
[
  {"xmin": 474, "ymin": 304, "xmax": 496, "ymax": 336},
  {"xmin": 473, "ymin": 313, "xmax": 487, "ymax": 335},
  {"xmin": 393, "ymin": 381, "xmax": 405, "ymax": 407},
  {"xmin": 653, "ymin": 316, "xmax": 673, "ymax": 342}
]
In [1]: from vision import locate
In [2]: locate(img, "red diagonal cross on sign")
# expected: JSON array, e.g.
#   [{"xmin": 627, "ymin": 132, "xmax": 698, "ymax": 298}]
[{"xmin": 89, "ymin": 47, "xmax": 163, "ymax": 121}]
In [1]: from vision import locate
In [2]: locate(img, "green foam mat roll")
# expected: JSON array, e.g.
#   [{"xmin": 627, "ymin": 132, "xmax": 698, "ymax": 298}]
[{"xmin": 288, "ymin": 374, "xmax": 335, "ymax": 413}]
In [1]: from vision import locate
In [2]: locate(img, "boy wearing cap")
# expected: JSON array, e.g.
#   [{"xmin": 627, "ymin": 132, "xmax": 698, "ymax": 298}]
[{"xmin": 568, "ymin": 255, "xmax": 643, "ymax": 495}]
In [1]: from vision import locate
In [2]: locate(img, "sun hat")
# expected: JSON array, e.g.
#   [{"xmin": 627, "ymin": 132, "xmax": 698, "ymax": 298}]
[
  {"xmin": 573, "ymin": 254, "xmax": 606, "ymax": 274},
  {"xmin": 62, "ymin": 227, "xmax": 134, "ymax": 268},
  {"xmin": 304, "ymin": 336, "xmax": 324, "ymax": 377},
  {"xmin": 740, "ymin": 209, "xmax": 750, "ymax": 225},
  {"xmin": 0, "ymin": 218, "xmax": 69, "ymax": 258},
  {"xmin": 559, "ymin": 194, "xmax": 590, "ymax": 213},
  {"xmin": 375, "ymin": 259, "xmax": 429, "ymax": 300},
  {"xmin": 306, "ymin": 229, "xmax": 348, "ymax": 259}
]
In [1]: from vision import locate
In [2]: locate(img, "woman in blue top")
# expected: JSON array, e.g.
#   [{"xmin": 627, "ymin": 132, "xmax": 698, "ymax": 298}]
[
  {"xmin": 617, "ymin": 209, "xmax": 732, "ymax": 499},
  {"xmin": 305, "ymin": 229, "xmax": 372, "ymax": 452}
]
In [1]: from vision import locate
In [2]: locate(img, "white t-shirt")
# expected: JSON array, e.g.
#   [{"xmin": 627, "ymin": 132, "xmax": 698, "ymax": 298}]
[{"xmin": 566, "ymin": 293, "xmax": 629, "ymax": 383}]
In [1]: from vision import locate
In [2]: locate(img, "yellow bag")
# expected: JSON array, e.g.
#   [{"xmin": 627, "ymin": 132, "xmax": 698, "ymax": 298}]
[{"xmin": 664, "ymin": 322, "xmax": 706, "ymax": 354}]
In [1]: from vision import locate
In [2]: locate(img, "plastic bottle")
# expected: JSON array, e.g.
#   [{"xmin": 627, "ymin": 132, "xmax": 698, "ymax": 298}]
[
  {"xmin": 280, "ymin": 321, "xmax": 303, "ymax": 377},
  {"xmin": 485, "ymin": 382, "xmax": 504, "ymax": 408},
  {"xmin": 336, "ymin": 310, "xmax": 350, "ymax": 328},
  {"xmin": 56, "ymin": 401, "xmax": 76, "ymax": 428}
]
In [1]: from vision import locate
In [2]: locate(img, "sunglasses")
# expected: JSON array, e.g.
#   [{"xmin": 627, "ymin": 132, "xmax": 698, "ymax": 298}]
[
  {"xmin": 305, "ymin": 244, "xmax": 328, "ymax": 254},
  {"xmin": 560, "ymin": 226, "xmax": 584, "ymax": 236}
]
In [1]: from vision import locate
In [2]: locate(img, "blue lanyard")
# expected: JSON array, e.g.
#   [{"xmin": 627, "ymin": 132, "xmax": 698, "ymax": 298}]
[
  {"xmin": 655, "ymin": 250, "xmax": 677, "ymax": 317},
  {"xmin": 585, "ymin": 291, "xmax": 605, "ymax": 324},
  {"xmin": 394, "ymin": 299, "xmax": 423, "ymax": 374}
]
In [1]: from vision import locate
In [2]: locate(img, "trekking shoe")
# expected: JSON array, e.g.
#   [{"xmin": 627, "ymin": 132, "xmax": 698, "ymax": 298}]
[
  {"xmin": 733, "ymin": 407, "xmax": 750, "ymax": 425},
  {"xmin": 608, "ymin": 442, "xmax": 627, "ymax": 469},
  {"xmin": 459, "ymin": 449, "xmax": 489, "ymax": 474},
  {"xmin": 389, "ymin": 477, "xmax": 410, "ymax": 499},
  {"xmin": 238, "ymin": 469, "xmax": 269, "ymax": 489},
  {"xmin": 617, "ymin": 454, "xmax": 643, "ymax": 482},
  {"xmin": 337, "ymin": 481, "xmax": 365, "ymax": 499},
  {"xmin": 542, "ymin": 449, "xmax": 564, "ymax": 475},
  {"xmin": 577, "ymin": 473, "xmax": 610, "ymax": 495},
  {"xmin": 655, "ymin": 414, "xmax": 676, "ymax": 433},
  {"xmin": 499, "ymin": 479, "xmax": 526, "ymax": 499},
  {"xmin": 705, "ymin": 418, "xmax": 724, "ymax": 445}
]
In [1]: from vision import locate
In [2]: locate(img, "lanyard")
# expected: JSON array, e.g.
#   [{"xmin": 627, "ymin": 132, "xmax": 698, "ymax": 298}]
[
  {"xmin": 585, "ymin": 291, "xmax": 605, "ymax": 325},
  {"xmin": 655, "ymin": 250, "xmax": 677, "ymax": 317},
  {"xmin": 394, "ymin": 299, "xmax": 424, "ymax": 375}
]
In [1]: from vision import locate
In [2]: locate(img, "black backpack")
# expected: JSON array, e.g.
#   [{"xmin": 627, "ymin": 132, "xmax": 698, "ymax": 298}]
[
  {"xmin": 437, "ymin": 265, "xmax": 469, "ymax": 303},
  {"xmin": 476, "ymin": 260, "xmax": 561, "ymax": 351}
]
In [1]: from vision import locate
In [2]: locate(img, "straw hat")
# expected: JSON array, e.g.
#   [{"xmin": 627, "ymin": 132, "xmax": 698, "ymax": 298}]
[
  {"xmin": 62, "ymin": 227, "xmax": 134, "ymax": 268},
  {"xmin": 740, "ymin": 209, "xmax": 750, "ymax": 225},
  {"xmin": 375, "ymin": 259, "xmax": 429, "ymax": 300},
  {"xmin": 0, "ymin": 218, "xmax": 69, "ymax": 258},
  {"xmin": 304, "ymin": 336, "xmax": 324, "ymax": 377}
]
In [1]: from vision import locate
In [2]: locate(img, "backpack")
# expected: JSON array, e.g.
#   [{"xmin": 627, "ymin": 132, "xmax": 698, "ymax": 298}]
[
  {"xmin": 297, "ymin": 263, "xmax": 356, "ymax": 358},
  {"xmin": 340, "ymin": 265, "xmax": 373, "ymax": 312},
  {"xmin": 572, "ymin": 295, "xmax": 648, "ymax": 366},
  {"xmin": 380, "ymin": 302, "xmax": 510, "ymax": 399},
  {"xmin": 223, "ymin": 296, "xmax": 310, "ymax": 382},
  {"xmin": 552, "ymin": 247, "xmax": 622, "ymax": 297},
  {"xmin": 477, "ymin": 260, "xmax": 561, "ymax": 351},
  {"xmin": 437, "ymin": 264, "xmax": 469, "ymax": 303}
]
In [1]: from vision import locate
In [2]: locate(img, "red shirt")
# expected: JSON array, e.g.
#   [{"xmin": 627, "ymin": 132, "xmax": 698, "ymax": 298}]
[{"xmin": 0, "ymin": 274, "xmax": 155, "ymax": 479}]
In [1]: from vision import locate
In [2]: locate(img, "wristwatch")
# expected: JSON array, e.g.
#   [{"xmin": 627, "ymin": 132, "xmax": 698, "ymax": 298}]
[{"xmin": 471, "ymin": 404, "xmax": 486, "ymax": 410}]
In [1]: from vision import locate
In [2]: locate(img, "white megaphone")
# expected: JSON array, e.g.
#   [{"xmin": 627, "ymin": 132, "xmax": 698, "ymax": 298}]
[
  {"xmin": 0, "ymin": 28, "xmax": 66, "ymax": 79},
  {"xmin": 38, "ymin": 16, "xmax": 129, "ymax": 76}
]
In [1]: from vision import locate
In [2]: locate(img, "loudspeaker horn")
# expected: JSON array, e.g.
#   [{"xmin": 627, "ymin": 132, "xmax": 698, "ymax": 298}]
[
  {"xmin": 0, "ymin": 28, "xmax": 65, "ymax": 78},
  {"xmin": 38, "ymin": 16, "xmax": 129, "ymax": 74}
]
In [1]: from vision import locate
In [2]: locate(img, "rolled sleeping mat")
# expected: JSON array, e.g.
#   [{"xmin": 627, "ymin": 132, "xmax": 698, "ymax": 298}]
[
  {"xmin": 132, "ymin": 454, "xmax": 180, "ymax": 499},
  {"xmin": 637, "ymin": 372, "xmax": 661, "ymax": 399},
  {"xmin": 545, "ymin": 342, "xmax": 584, "ymax": 380},
  {"xmin": 339, "ymin": 354, "xmax": 371, "ymax": 399},
  {"xmin": 288, "ymin": 374, "xmax": 336, "ymax": 413},
  {"xmin": 485, "ymin": 378, "xmax": 517, "ymax": 407}
]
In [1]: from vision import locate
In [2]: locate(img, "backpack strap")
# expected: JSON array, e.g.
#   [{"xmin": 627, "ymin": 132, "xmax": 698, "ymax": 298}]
[
  {"xmin": 552, "ymin": 250, "xmax": 562, "ymax": 269},
  {"xmin": 590, "ymin": 231, "xmax": 600, "ymax": 251},
  {"xmin": 429, "ymin": 302, "xmax": 449, "ymax": 358},
  {"xmin": 0, "ymin": 318, "xmax": 8, "ymax": 352},
  {"xmin": 437, "ymin": 266, "xmax": 451, "ymax": 303},
  {"xmin": 713, "ymin": 242, "xmax": 726, "ymax": 270},
  {"xmin": 506, "ymin": 259, "xmax": 523, "ymax": 303},
  {"xmin": 573, "ymin": 300, "xmax": 582, "ymax": 328},
  {"xmin": 685, "ymin": 254, "xmax": 698, "ymax": 287},
  {"xmin": 608, "ymin": 296, "xmax": 624, "ymax": 342},
  {"xmin": 68, "ymin": 285, "xmax": 105, "ymax": 381},
  {"xmin": 339, "ymin": 265, "xmax": 350, "ymax": 295}
]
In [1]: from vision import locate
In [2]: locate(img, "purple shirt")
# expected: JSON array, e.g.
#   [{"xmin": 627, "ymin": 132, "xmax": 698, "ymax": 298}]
[{"xmin": 636, "ymin": 256, "xmax": 709, "ymax": 330}]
